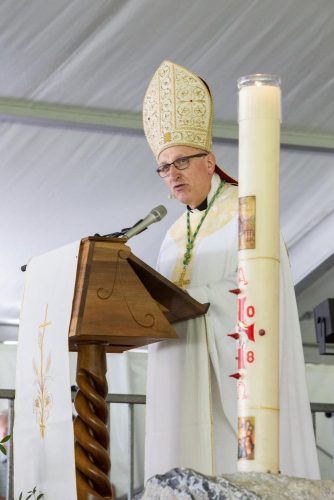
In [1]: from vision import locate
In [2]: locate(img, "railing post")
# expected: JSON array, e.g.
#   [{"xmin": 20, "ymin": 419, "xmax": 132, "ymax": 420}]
[
  {"xmin": 6, "ymin": 399, "xmax": 14, "ymax": 500},
  {"xmin": 312, "ymin": 410, "xmax": 316, "ymax": 437},
  {"xmin": 128, "ymin": 403, "xmax": 134, "ymax": 500},
  {"xmin": 108, "ymin": 401, "xmax": 111, "ymax": 481},
  {"xmin": 332, "ymin": 413, "xmax": 334, "ymax": 476}
]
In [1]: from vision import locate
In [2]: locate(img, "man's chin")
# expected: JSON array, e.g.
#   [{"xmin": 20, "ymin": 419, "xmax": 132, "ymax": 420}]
[{"xmin": 174, "ymin": 194, "xmax": 189, "ymax": 206}]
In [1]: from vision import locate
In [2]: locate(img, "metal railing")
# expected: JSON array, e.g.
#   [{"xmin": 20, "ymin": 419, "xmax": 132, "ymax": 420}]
[
  {"xmin": 0, "ymin": 389, "xmax": 146, "ymax": 500},
  {"xmin": 310, "ymin": 402, "xmax": 334, "ymax": 460},
  {"xmin": 1, "ymin": 391, "xmax": 333, "ymax": 500},
  {"xmin": 105, "ymin": 393, "xmax": 146, "ymax": 500}
]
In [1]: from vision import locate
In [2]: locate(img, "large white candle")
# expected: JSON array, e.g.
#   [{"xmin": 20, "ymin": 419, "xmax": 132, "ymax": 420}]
[{"xmin": 236, "ymin": 74, "xmax": 281, "ymax": 473}]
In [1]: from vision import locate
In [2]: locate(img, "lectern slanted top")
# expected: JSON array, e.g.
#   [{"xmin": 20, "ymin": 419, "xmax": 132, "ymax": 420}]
[
  {"xmin": 68, "ymin": 237, "xmax": 209, "ymax": 353},
  {"xmin": 68, "ymin": 236, "xmax": 209, "ymax": 500}
]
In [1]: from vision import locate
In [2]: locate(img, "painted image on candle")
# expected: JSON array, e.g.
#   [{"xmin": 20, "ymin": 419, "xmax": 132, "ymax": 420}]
[
  {"xmin": 238, "ymin": 416, "xmax": 255, "ymax": 460},
  {"xmin": 239, "ymin": 196, "xmax": 256, "ymax": 250}
]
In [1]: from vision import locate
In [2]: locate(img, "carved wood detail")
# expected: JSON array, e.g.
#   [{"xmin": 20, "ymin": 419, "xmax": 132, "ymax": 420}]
[
  {"xmin": 68, "ymin": 237, "xmax": 209, "ymax": 499},
  {"xmin": 74, "ymin": 344, "xmax": 113, "ymax": 500}
]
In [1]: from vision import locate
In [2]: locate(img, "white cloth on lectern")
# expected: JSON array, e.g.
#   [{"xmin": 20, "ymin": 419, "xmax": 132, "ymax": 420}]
[{"xmin": 14, "ymin": 241, "xmax": 79, "ymax": 499}]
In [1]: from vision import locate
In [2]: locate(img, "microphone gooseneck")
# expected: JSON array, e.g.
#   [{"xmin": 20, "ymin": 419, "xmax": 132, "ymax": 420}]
[
  {"xmin": 99, "ymin": 205, "xmax": 167, "ymax": 240},
  {"xmin": 124, "ymin": 205, "xmax": 167, "ymax": 240}
]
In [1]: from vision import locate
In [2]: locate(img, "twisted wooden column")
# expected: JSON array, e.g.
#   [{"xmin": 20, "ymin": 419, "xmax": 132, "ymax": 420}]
[{"xmin": 74, "ymin": 344, "xmax": 113, "ymax": 500}]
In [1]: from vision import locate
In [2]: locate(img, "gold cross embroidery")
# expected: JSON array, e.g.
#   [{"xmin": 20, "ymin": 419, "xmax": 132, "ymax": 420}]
[
  {"xmin": 37, "ymin": 304, "xmax": 52, "ymax": 437},
  {"xmin": 174, "ymin": 268, "xmax": 191, "ymax": 288},
  {"xmin": 38, "ymin": 304, "xmax": 52, "ymax": 332}
]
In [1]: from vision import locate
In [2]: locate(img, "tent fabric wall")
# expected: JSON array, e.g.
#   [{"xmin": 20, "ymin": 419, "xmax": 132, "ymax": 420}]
[
  {"xmin": 0, "ymin": 0, "xmax": 333, "ymax": 490},
  {"xmin": 1, "ymin": 2, "xmax": 333, "ymax": 340}
]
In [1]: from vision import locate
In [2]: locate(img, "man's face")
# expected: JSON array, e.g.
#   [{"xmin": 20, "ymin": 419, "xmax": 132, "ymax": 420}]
[{"xmin": 158, "ymin": 145, "xmax": 215, "ymax": 209}]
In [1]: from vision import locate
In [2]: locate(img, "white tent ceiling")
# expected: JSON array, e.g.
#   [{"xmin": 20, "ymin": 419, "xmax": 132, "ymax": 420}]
[{"xmin": 0, "ymin": 0, "xmax": 333, "ymax": 341}]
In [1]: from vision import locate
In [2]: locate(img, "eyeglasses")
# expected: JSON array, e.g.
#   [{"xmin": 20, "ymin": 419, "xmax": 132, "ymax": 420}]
[{"xmin": 156, "ymin": 153, "xmax": 208, "ymax": 178}]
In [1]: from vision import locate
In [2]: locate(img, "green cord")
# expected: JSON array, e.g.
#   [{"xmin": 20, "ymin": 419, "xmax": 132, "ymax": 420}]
[{"xmin": 178, "ymin": 181, "xmax": 225, "ymax": 284}]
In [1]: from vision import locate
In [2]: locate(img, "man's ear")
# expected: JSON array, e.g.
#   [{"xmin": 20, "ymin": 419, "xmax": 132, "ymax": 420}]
[{"xmin": 207, "ymin": 152, "xmax": 216, "ymax": 174}]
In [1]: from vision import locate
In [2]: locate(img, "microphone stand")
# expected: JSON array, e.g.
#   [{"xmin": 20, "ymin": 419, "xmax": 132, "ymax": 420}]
[{"xmin": 94, "ymin": 219, "xmax": 146, "ymax": 239}]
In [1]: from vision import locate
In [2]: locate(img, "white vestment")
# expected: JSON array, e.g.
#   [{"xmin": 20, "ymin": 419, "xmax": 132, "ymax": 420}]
[{"xmin": 145, "ymin": 174, "xmax": 320, "ymax": 480}]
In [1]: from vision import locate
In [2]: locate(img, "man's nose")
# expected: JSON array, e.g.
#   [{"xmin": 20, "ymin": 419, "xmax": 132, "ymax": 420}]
[{"xmin": 169, "ymin": 164, "xmax": 180, "ymax": 178}]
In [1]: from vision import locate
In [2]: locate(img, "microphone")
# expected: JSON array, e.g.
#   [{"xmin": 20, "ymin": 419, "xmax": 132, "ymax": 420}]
[{"xmin": 124, "ymin": 205, "xmax": 167, "ymax": 240}]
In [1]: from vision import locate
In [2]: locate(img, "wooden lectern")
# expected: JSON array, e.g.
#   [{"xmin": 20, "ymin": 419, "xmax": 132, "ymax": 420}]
[{"xmin": 68, "ymin": 237, "xmax": 209, "ymax": 500}]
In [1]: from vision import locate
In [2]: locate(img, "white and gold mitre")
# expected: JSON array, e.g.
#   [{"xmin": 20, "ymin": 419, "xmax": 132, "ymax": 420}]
[{"xmin": 143, "ymin": 60, "xmax": 213, "ymax": 159}]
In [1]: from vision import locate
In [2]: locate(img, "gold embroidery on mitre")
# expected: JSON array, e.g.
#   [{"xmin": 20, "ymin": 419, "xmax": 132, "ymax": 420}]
[
  {"xmin": 164, "ymin": 132, "xmax": 172, "ymax": 143},
  {"xmin": 143, "ymin": 60, "xmax": 213, "ymax": 159}
]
